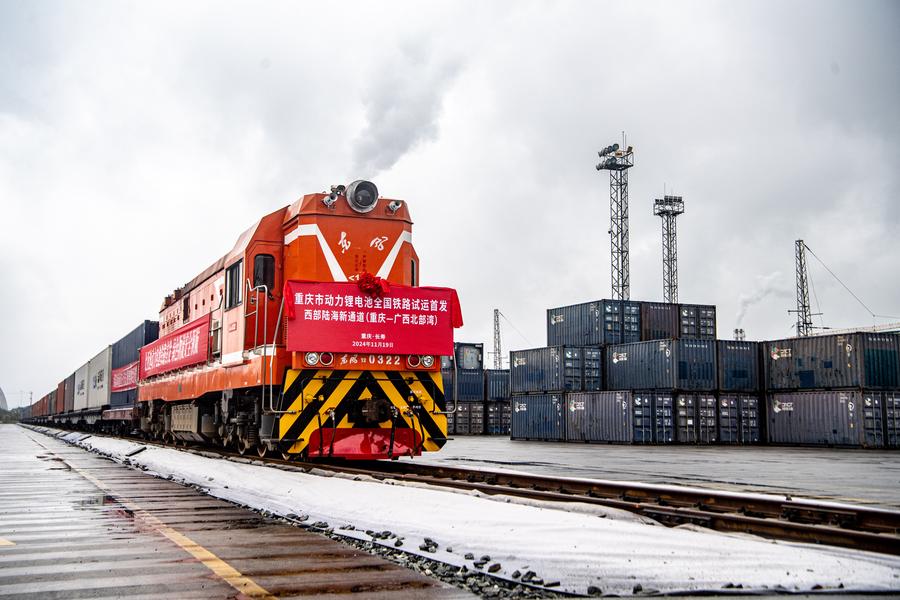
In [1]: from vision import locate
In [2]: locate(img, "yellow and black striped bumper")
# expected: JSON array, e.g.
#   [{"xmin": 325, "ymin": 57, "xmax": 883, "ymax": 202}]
[{"xmin": 277, "ymin": 369, "xmax": 448, "ymax": 456}]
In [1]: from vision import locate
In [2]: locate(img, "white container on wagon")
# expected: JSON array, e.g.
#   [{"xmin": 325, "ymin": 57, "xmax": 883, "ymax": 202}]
[
  {"xmin": 87, "ymin": 346, "xmax": 112, "ymax": 409},
  {"xmin": 73, "ymin": 363, "xmax": 89, "ymax": 411}
]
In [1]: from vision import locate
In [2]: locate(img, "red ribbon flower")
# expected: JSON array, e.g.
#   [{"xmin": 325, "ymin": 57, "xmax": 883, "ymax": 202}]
[{"xmin": 357, "ymin": 271, "xmax": 390, "ymax": 298}]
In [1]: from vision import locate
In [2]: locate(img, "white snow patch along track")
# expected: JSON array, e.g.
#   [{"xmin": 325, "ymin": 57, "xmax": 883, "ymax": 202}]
[{"xmin": 55, "ymin": 432, "xmax": 900, "ymax": 596}]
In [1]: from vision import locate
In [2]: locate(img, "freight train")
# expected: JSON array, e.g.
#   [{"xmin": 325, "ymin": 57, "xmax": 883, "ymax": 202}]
[{"xmin": 23, "ymin": 180, "xmax": 463, "ymax": 459}]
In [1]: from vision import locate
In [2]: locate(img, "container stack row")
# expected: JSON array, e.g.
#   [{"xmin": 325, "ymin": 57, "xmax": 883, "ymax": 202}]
[
  {"xmin": 442, "ymin": 343, "xmax": 512, "ymax": 436},
  {"xmin": 509, "ymin": 297, "xmax": 900, "ymax": 448}
]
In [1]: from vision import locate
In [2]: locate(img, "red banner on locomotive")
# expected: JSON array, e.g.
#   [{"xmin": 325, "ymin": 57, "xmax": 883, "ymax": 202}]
[{"xmin": 284, "ymin": 280, "xmax": 461, "ymax": 356}]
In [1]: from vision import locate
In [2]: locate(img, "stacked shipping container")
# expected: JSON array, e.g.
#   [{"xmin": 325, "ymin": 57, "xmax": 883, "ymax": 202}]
[{"xmin": 764, "ymin": 333, "xmax": 900, "ymax": 447}]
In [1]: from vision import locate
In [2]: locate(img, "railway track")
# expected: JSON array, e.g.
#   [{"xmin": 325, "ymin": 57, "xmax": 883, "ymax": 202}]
[{"xmin": 36, "ymin": 425, "xmax": 900, "ymax": 558}]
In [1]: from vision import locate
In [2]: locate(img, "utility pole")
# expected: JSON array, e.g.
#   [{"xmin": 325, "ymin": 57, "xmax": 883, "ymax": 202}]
[
  {"xmin": 791, "ymin": 239, "xmax": 814, "ymax": 336},
  {"xmin": 596, "ymin": 137, "xmax": 635, "ymax": 300},
  {"xmin": 653, "ymin": 195, "xmax": 685, "ymax": 303},
  {"xmin": 492, "ymin": 309, "xmax": 502, "ymax": 369}
]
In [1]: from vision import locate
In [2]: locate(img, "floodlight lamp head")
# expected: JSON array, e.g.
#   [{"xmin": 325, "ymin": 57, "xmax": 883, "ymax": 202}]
[{"xmin": 611, "ymin": 143, "xmax": 619, "ymax": 152}]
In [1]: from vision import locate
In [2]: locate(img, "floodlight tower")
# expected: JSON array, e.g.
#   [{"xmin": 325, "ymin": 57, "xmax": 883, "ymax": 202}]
[
  {"xmin": 653, "ymin": 195, "xmax": 685, "ymax": 303},
  {"xmin": 596, "ymin": 140, "xmax": 635, "ymax": 301},
  {"xmin": 492, "ymin": 309, "xmax": 502, "ymax": 369},
  {"xmin": 791, "ymin": 239, "xmax": 814, "ymax": 336}
]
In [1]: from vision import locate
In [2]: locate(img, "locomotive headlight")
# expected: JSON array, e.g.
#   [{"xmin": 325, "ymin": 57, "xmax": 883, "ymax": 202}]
[
  {"xmin": 406, "ymin": 355, "xmax": 421, "ymax": 368},
  {"xmin": 305, "ymin": 352, "xmax": 320, "ymax": 366},
  {"xmin": 319, "ymin": 352, "xmax": 334, "ymax": 367},
  {"xmin": 420, "ymin": 355, "xmax": 434, "ymax": 368},
  {"xmin": 345, "ymin": 180, "xmax": 379, "ymax": 213}
]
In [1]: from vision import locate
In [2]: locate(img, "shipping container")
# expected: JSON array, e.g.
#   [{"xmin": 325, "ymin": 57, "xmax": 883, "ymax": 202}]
[
  {"xmin": 86, "ymin": 346, "xmax": 112, "ymax": 410},
  {"xmin": 485, "ymin": 369, "xmax": 510, "ymax": 400},
  {"xmin": 73, "ymin": 363, "xmax": 89, "ymax": 411},
  {"xmin": 885, "ymin": 392, "xmax": 900, "ymax": 448},
  {"xmin": 442, "ymin": 368, "xmax": 485, "ymax": 402},
  {"xmin": 454, "ymin": 342, "xmax": 484, "ymax": 370},
  {"xmin": 582, "ymin": 347, "xmax": 603, "ymax": 392},
  {"xmin": 485, "ymin": 401, "xmax": 511, "ymax": 435},
  {"xmin": 55, "ymin": 380, "xmax": 65, "ymax": 415},
  {"xmin": 510, "ymin": 394, "xmax": 566, "ymax": 441},
  {"xmin": 640, "ymin": 302, "xmax": 679, "ymax": 341},
  {"xmin": 716, "ymin": 340, "xmax": 759, "ymax": 392},
  {"xmin": 718, "ymin": 394, "xmax": 761, "ymax": 444},
  {"xmin": 47, "ymin": 390, "xmax": 57, "ymax": 417},
  {"xmin": 679, "ymin": 304, "xmax": 717, "ymax": 339},
  {"xmin": 606, "ymin": 339, "xmax": 717, "ymax": 391},
  {"xmin": 111, "ymin": 320, "xmax": 160, "ymax": 408},
  {"xmin": 653, "ymin": 392, "xmax": 675, "ymax": 443},
  {"xmin": 675, "ymin": 393, "xmax": 717, "ymax": 443},
  {"xmin": 455, "ymin": 402, "xmax": 471, "ymax": 435},
  {"xmin": 631, "ymin": 391, "xmax": 674, "ymax": 443},
  {"xmin": 445, "ymin": 404, "xmax": 456, "ymax": 435},
  {"xmin": 565, "ymin": 391, "xmax": 633, "ymax": 443},
  {"xmin": 767, "ymin": 390, "xmax": 884, "ymax": 448},
  {"xmin": 632, "ymin": 392, "xmax": 653, "ymax": 443},
  {"xmin": 546, "ymin": 300, "xmax": 641, "ymax": 347},
  {"xmin": 510, "ymin": 346, "xmax": 584, "ymax": 394},
  {"xmin": 765, "ymin": 333, "xmax": 900, "ymax": 391},
  {"xmin": 468, "ymin": 402, "xmax": 485, "ymax": 435},
  {"xmin": 64, "ymin": 373, "xmax": 75, "ymax": 413}
]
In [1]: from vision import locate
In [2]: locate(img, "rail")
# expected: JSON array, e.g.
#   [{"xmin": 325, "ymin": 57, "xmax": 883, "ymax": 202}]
[{"xmin": 29, "ymin": 425, "xmax": 900, "ymax": 557}]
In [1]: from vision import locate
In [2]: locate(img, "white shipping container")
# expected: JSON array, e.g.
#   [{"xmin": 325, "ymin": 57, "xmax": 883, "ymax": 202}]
[
  {"xmin": 87, "ymin": 346, "xmax": 112, "ymax": 409},
  {"xmin": 74, "ymin": 363, "xmax": 89, "ymax": 411}
]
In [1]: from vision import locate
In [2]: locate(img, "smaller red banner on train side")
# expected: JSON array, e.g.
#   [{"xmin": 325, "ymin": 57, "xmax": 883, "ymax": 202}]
[
  {"xmin": 140, "ymin": 313, "xmax": 211, "ymax": 379},
  {"xmin": 110, "ymin": 361, "xmax": 139, "ymax": 392},
  {"xmin": 284, "ymin": 280, "xmax": 462, "ymax": 356}
]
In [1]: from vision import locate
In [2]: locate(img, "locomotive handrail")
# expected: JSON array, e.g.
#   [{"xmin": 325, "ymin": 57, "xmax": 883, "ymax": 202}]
[
  {"xmin": 263, "ymin": 296, "xmax": 289, "ymax": 416},
  {"xmin": 432, "ymin": 356, "xmax": 459, "ymax": 416}
]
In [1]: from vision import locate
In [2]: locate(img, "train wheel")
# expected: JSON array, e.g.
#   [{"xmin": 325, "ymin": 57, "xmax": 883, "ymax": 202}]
[
  {"xmin": 236, "ymin": 438, "xmax": 251, "ymax": 456},
  {"xmin": 256, "ymin": 444, "xmax": 268, "ymax": 459}
]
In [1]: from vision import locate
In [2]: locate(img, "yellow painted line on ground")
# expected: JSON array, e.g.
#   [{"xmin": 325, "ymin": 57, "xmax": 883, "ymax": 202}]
[
  {"xmin": 66, "ymin": 456, "xmax": 276, "ymax": 599},
  {"xmin": 0, "ymin": 538, "xmax": 14, "ymax": 547}
]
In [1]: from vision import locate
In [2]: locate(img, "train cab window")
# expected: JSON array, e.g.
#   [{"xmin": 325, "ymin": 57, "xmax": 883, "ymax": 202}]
[
  {"xmin": 225, "ymin": 260, "xmax": 243, "ymax": 309},
  {"xmin": 410, "ymin": 259, "xmax": 418, "ymax": 287},
  {"xmin": 253, "ymin": 254, "xmax": 275, "ymax": 291}
]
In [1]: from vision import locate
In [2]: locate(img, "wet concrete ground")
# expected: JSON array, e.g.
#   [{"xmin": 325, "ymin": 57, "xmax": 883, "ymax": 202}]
[
  {"xmin": 411, "ymin": 436, "xmax": 900, "ymax": 509},
  {"xmin": 0, "ymin": 425, "xmax": 473, "ymax": 599}
]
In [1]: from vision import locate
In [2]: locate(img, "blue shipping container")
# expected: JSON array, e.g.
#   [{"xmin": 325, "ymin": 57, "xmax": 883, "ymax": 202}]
[
  {"xmin": 716, "ymin": 340, "xmax": 759, "ymax": 392},
  {"xmin": 510, "ymin": 346, "xmax": 584, "ymax": 394},
  {"xmin": 606, "ymin": 339, "xmax": 717, "ymax": 391},
  {"xmin": 510, "ymin": 394, "xmax": 566, "ymax": 441},
  {"xmin": 441, "ymin": 368, "xmax": 485, "ymax": 402},
  {"xmin": 485, "ymin": 369, "xmax": 510, "ymax": 400},
  {"xmin": 765, "ymin": 333, "xmax": 900, "ymax": 390},
  {"xmin": 547, "ymin": 300, "xmax": 641, "ymax": 347},
  {"xmin": 110, "ymin": 320, "xmax": 159, "ymax": 408},
  {"xmin": 631, "ymin": 391, "xmax": 673, "ymax": 443}
]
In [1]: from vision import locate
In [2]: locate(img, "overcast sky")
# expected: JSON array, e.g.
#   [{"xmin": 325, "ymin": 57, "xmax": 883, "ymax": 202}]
[{"xmin": 2, "ymin": 0, "xmax": 898, "ymax": 407}]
